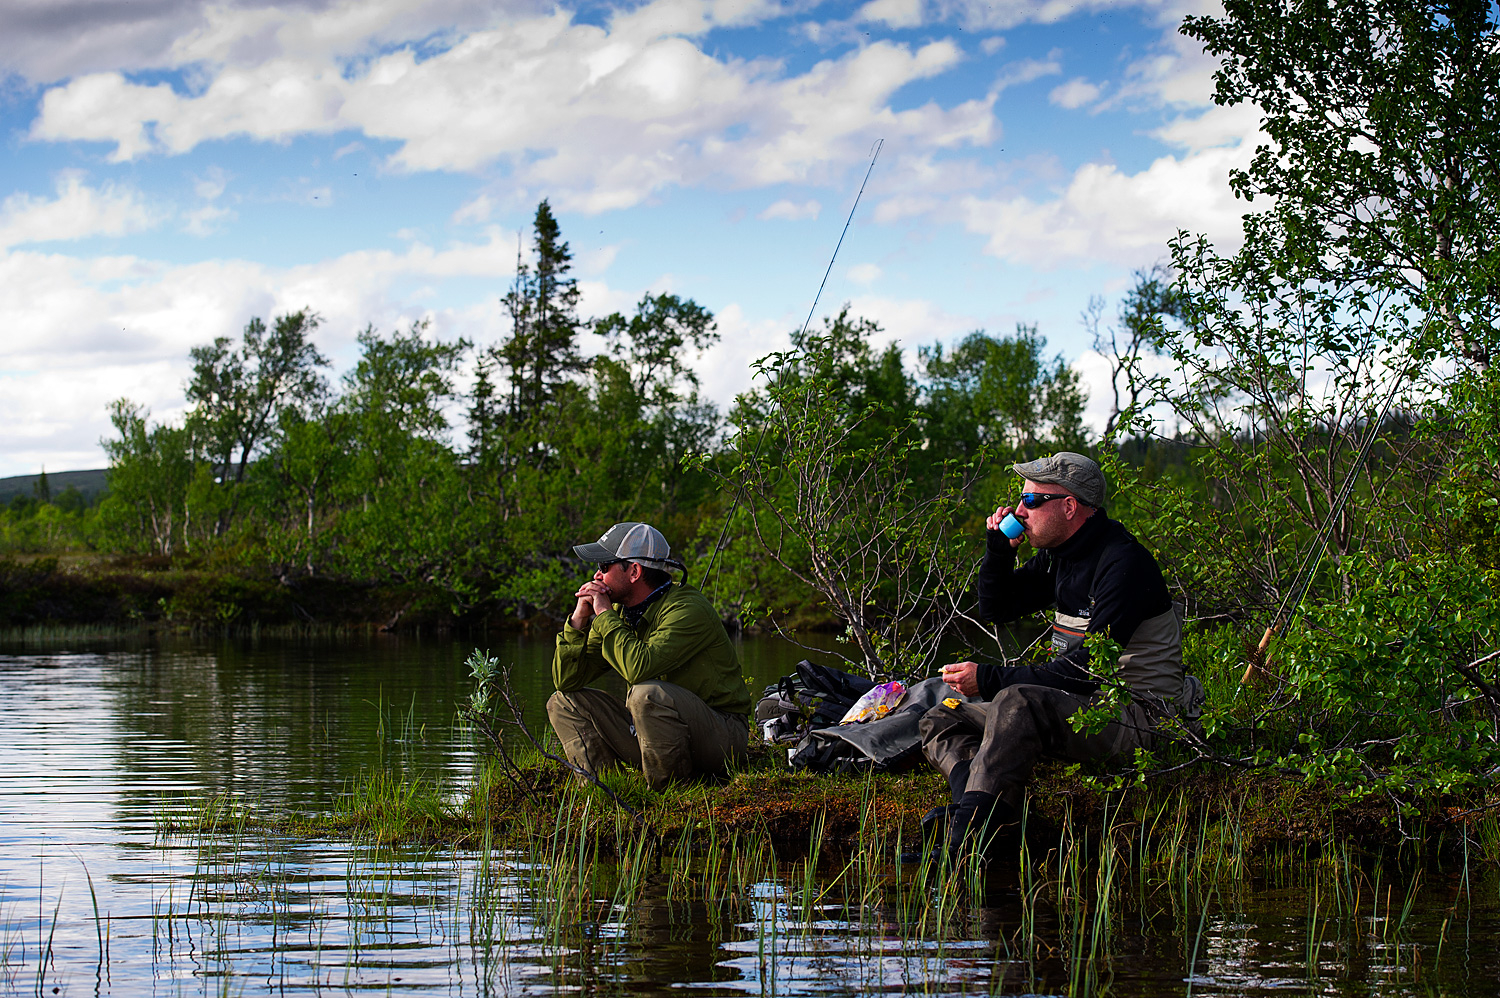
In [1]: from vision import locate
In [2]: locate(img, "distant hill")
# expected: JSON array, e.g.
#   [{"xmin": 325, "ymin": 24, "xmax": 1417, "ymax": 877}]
[{"xmin": 0, "ymin": 469, "xmax": 109, "ymax": 505}]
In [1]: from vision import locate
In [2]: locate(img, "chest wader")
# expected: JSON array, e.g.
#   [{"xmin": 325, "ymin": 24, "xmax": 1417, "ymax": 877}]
[{"xmin": 922, "ymin": 604, "xmax": 1190, "ymax": 811}]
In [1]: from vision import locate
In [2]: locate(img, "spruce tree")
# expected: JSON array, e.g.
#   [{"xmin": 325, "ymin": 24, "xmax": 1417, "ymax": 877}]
[{"xmin": 496, "ymin": 200, "xmax": 587, "ymax": 417}]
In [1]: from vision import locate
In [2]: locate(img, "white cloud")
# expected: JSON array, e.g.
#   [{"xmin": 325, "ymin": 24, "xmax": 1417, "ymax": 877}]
[
  {"xmin": 858, "ymin": 0, "xmax": 925, "ymax": 29},
  {"xmin": 960, "ymin": 142, "xmax": 1251, "ymax": 269},
  {"xmin": 30, "ymin": 2, "xmax": 995, "ymax": 212},
  {"xmin": 0, "ymin": 173, "xmax": 159, "ymax": 249},
  {"xmin": 1073, "ymin": 345, "xmax": 1188, "ymax": 438},
  {"xmin": 843, "ymin": 295, "xmax": 978, "ymax": 351},
  {"xmin": 0, "ymin": 227, "xmax": 527, "ymax": 474},
  {"xmin": 696, "ymin": 302, "xmax": 792, "ymax": 407},
  {"xmin": 993, "ymin": 55, "xmax": 1062, "ymax": 94},
  {"xmin": 932, "ymin": 0, "xmax": 1180, "ymax": 31},
  {"xmin": 1050, "ymin": 77, "xmax": 1102, "ymax": 110},
  {"xmin": 453, "ymin": 194, "xmax": 494, "ymax": 224},
  {"xmin": 0, "ymin": 0, "xmax": 552, "ymax": 82},
  {"xmin": 184, "ymin": 203, "xmax": 234, "ymax": 236},
  {"xmin": 1154, "ymin": 103, "xmax": 1263, "ymax": 154},
  {"xmin": 980, "ymin": 36, "xmax": 1005, "ymax": 55},
  {"xmin": 759, "ymin": 199, "xmax": 821, "ymax": 221},
  {"xmin": 578, "ymin": 243, "xmax": 622, "ymax": 276},
  {"xmin": 192, "ymin": 167, "xmax": 229, "ymax": 201},
  {"xmin": 847, "ymin": 262, "xmax": 882, "ymax": 285}
]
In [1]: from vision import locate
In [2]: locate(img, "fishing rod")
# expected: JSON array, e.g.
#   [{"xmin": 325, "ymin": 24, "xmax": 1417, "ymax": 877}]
[
  {"xmin": 1240, "ymin": 309, "xmax": 1436, "ymax": 687},
  {"xmin": 699, "ymin": 138, "xmax": 884, "ymax": 597}
]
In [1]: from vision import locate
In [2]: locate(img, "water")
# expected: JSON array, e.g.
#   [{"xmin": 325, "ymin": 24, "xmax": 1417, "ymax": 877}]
[{"xmin": 1, "ymin": 632, "xmax": 1498, "ymax": 996}]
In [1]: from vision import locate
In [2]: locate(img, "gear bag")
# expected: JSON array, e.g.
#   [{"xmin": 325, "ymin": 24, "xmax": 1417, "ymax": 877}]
[
  {"xmin": 754, "ymin": 660, "xmax": 875, "ymax": 745},
  {"xmin": 786, "ymin": 676, "xmax": 971, "ymax": 774}
]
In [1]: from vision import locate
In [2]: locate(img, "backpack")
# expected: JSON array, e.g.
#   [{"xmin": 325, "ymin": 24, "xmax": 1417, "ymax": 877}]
[
  {"xmin": 754, "ymin": 660, "xmax": 875, "ymax": 745},
  {"xmin": 786, "ymin": 677, "xmax": 969, "ymax": 774}
]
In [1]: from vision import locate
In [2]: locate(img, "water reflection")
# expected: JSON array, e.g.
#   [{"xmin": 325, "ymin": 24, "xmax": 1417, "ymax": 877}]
[{"xmin": 2, "ymin": 634, "xmax": 1499, "ymax": 996}]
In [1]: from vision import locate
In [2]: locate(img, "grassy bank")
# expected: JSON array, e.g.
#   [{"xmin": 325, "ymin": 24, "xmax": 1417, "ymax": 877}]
[
  {"xmin": 159, "ymin": 744, "xmax": 1500, "ymax": 867},
  {"xmin": 0, "ymin": 555, "xmax": 539, "ymax": 634},
  {"xmin": 0, "ymin": 556, "xmax": 846, "ymax": 635}
]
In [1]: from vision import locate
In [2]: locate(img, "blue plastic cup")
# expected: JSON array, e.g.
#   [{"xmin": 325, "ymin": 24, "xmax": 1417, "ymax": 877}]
[{"xmin": 998, "ymin": 513, "xmax": 1025, "ymax": 539}]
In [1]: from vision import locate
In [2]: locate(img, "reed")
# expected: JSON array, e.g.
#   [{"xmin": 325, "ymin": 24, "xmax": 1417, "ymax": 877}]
[{"xmin": 111, "ymin": 752, "xmax": 1500, "ymax": 996}]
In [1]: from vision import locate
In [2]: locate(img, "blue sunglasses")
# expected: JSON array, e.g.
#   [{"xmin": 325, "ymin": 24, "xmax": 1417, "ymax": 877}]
[{"xmin": 1019, "ymin": 492, "xmax": 1075, "ymax": 509}]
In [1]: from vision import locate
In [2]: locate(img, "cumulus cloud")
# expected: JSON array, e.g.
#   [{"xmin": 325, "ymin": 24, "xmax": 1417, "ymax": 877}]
[
  {"xmin": 960, "ymin": 142, "xmax": 1251, "ymax": 269},
  {"xmin": 1050, "ymin": 77, "xmax": 1102, "ymax": 110},
  {"xmin": 993, "ymin": 55, "xmax": 1062, "ymax": 94},
  {"xmin": 857, "ymin": 0, "xmax": 924, "ymax": 29},
  {"xmin": 0, "ymin": 0, "xmax": 546, "ymax": 83},
  {"xmin": 847, "ymin": 262, "xmax": 882, "ymax": 285},
  {"xmin": 759, "ymin": 199, "xmax": 821, "ymax": 221},
  {"xmin": 1154, "ymin": 103, "xmax": 1263, "ymax": 154},
  {"xmin": 30, "ymin": 0, "xmax": 995, "ymax": 211},
  {"xmin": 0, "ymin": 173, "xmax": 160, "ymax": 249},
  {"xmin": 695, "ymin": 302, "xmax": 791, "ymax": 407},
  {"xmin": 0, "ymin": 227, "xmax": 529, "ymax": 474},
  {"xmin": 843, "ymin": 295, "xmax": 980, "ymax": 351}
]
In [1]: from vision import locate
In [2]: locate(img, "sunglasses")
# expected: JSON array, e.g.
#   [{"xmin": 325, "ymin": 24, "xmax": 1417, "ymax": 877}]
[
  {"xmin": 1018, "ymin": 492, "xmax": 1073, "ymax": 509},
  {"xmin": 597, "ymin": 559, "xmax": 628, "ymax": 571}
]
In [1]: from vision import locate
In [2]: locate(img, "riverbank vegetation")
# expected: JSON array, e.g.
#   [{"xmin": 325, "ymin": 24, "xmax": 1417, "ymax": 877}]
[{"xmin": 15, "ymin": 1, "xmax": 1500, "ymax": 832}]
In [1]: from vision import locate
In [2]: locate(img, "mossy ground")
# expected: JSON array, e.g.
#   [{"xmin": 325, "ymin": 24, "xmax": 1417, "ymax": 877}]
[{"xmin": 163, "ymin": 741, "xmax": 1500, "ymax": 865}]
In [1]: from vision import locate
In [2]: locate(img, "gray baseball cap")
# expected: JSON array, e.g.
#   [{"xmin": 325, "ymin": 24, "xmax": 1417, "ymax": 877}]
[
  {"xmin": 573, "ymin": 522, "xmax": 684, "ymax": 570},
  {"xmin": 1012, "ymin": 451, "xmax": 1106, "ymax": 508}
]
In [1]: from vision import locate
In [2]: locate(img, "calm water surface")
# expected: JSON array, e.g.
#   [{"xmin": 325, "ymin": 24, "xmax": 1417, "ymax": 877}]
[{"xmin": 2, "ymin": 632, "xmax": 1498, "ymax": 996}]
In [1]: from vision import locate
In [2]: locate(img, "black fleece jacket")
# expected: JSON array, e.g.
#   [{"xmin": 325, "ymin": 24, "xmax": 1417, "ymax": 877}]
[{"xmin": 974, "ymin": 512, "xmax": 1171, "ymax": 700}]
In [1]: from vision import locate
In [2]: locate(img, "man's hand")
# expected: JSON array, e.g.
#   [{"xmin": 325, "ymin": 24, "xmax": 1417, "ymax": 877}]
[
  {"xmin": 985, "ymin": 504, "xmax": 1024, "ymax": 549},
  {"xmin": 569, "ymin": 581, "xmax": 614, "ymax": 631},
  {"xmin": 939, "ymin": 660, "xmax": 981, "ymax": 697}
]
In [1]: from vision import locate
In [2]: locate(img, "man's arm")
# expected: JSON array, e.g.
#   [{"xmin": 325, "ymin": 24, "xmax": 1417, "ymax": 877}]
[
  {"xmin": 590, "ymin": 599, "xmax": 717, "ymax": 684},
  {"xmin": 973, "ymin": 655, "xmax": 1099, "ymax": 700},
  {"xmin": 552, "ymin": 620, "xmax": 610, "ymax": 691},
  {"xmin": 553, "ymin": 580, "xmax": 614, "ymax": 692},
  {"xmin": 976, "ymin": 530, "xmax": 1058, "ymax": 624}
]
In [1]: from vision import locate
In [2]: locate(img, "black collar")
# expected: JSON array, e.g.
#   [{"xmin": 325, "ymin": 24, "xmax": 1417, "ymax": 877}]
[
  {"xmin": 1051, "ymin": 511, "xmax": 1110, "ymax": 562},
  {"xmin": 623, "ymin": 581, "xmax": 673, "ymax": 626}
]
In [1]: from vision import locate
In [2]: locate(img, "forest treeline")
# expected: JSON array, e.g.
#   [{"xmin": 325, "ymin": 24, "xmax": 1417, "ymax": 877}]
[
  {"xmin": 1, "ymin": 197, "xmax": 1095, "ymax": 631},
  {"xmin": 7, "ymin": 0, "xmax": 1500, "ymax": 819}
]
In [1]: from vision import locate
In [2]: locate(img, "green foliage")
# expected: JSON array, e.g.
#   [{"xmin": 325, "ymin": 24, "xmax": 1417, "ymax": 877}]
[
  {"xmin": 0, "ymin": 500, "xmax": 98, "ymax": 554},
  {"xmin": 97, "ymin": 401, "xmax": 203, "ymax": 556},
  {"xmin": 494, "ymin": 198, "xmax": 587, "ymax": 414},
  {"xmin": 1226, "ymin": 552, "xmax": 1500, "ymax": 806},
  {"xmin": 714, "ymin": 309, "xmax": 984, "ymax": 676},
  {"xmin": 1183, "ymin": 0, "xmax": 1500, "ymax": 367},
  {"xmin": 186, "ymin": 309, "xmax": 330, "ymax": 536},
  {"xmin": 920, "ymin": 324, "xmax": 1086, "ymax": 465}
]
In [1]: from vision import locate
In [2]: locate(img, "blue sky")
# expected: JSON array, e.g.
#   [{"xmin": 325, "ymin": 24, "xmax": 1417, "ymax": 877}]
[{"xmin": 0, "ymin": 0, "xmax": 1259, "ymax": 477}]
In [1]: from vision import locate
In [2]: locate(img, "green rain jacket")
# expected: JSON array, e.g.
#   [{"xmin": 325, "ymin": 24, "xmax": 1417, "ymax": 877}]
[{"xmin": 552, "ymin": 583, "xmax": 752, "ymax": 717}]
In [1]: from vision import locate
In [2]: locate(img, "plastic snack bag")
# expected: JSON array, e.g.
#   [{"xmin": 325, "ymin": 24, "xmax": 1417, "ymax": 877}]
[{"xmin": 838, "ymin": 681, "xmax": 906, "ymax": 724}]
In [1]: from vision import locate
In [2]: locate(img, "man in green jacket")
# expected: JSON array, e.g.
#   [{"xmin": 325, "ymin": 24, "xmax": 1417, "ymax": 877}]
[{"xmin": 547, "ymin": 521, "xmax": 751, "ymax": 790}]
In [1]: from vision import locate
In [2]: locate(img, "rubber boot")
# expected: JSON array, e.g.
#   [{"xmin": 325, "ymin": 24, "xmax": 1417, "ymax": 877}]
[
  {"xmin": 946, "ymin": 758, "xmax": 972, "ymax": 804},
  {"xmin": 917, "ymin": 759, "xmax": 971, "ymax": 839},
  {"xmin": 947, "ymin": 791, "xmax": 1022, "ymax": 866}
]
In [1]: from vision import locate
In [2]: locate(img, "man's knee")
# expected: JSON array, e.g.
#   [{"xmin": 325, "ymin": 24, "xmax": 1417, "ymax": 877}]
[
  {"xmin": 921, "ymin": 700, "xmax": 987, "ymax": 778},
  {"xmin": 547, "ymin": 689, "xmax": 574, "ymax": 715},
  {"xmin": 547, "ymin": 689, "xmax": 587, "ymax": 729},
  {"xmin": 625, "ymin": 680, "xmax": 676, "ymax": 715},
  {"xmin": 984, "ymin": 684, "xmax": 1079, "ymax": 739}
]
